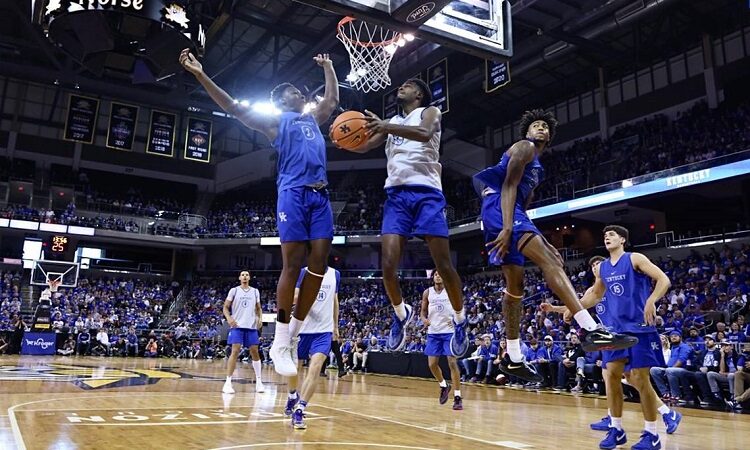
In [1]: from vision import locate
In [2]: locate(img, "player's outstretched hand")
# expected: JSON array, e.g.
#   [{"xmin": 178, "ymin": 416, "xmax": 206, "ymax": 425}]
[
  {"xmin": 363, "ymin": 109, "xmax": 388, "ymax": 135},
  {"xmin": 563, "ymin": 309, "xmax": 573, "ymax": 324},
  {"xmin": 486, "ymin": 229, "xmax": 512, "ymax": 260},
  {"xmin": 179, "ymin": 49, "xmax": 203, "ymax": 75},
  {"xmin": 314, "ymin": 53, "xmax": 333, "ymax": 67},
  {"xmin": 539, "ymin": 303, "xmax": 554, "ymax": 313}
]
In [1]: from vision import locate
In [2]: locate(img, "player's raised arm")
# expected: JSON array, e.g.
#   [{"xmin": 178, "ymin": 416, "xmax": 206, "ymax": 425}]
[
  {"xmin": 366, "ymin": 106, "xmax": 441, "ymax": 143},
  {"xmin": 631, "ymin": 252, "xmax": 671, "ymax": 325},
  {"xmin": 179, "ymin": 49, "xmax": 279, "ymax": 140},
  {"xmin": 310, "ymin": 54, "xmax": 339, "ymax": 124}
]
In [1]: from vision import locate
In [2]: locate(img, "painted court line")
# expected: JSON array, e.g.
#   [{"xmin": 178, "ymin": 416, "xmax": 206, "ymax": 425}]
[
  {"xmin": 316, "ymin": 404, "xmax": 531, "ymax": 448},
  {"xmin": 67, "ymin": 416, "xmax": 332, "ymax": 427},
  {"xmin": 208, "ymin": 443, "xmax": 441, "ymax": 450}
]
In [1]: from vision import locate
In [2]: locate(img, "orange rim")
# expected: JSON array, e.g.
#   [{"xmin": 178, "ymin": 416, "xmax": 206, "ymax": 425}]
[{"xmin": 337, "ymin": 16, "xmax": 402, "ymax": 48}]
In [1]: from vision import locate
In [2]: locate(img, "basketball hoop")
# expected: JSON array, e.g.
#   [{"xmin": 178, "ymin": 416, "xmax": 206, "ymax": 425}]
[{"xmin": 337, "ymin": 16, "xmax": 405, "ymax": 93}]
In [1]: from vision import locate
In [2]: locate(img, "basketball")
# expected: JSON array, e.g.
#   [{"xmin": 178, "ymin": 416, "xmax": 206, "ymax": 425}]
[{"xmin": 330, "ymin": 110, "xmax": 369, "ymax": 151}]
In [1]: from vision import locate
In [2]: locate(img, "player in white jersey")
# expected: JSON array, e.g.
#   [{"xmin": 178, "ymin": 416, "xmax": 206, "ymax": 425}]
[
  {"xmin": 420, "ymin": 270, "xmax": 463, "ymax": 410},
  {"xmin": 285, "ymin": 266, "xmax": 340, "ymax": 429},
  {"xmin": 345, "ymin": 78, "xmax": 467, "ymax": 357},
  {"xmin": 222, "ymin": 271, "xmax": 264, "ymax": 394}
]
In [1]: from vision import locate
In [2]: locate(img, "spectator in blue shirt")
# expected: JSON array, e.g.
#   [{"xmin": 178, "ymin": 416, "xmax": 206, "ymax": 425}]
[
  {"xmin": 728, "ymin": 343, "xmax": 750, "ymax": 409},
  {"xmin": 473, "ymin": 335, "xmax": 498, "ymax": 383},
  {"xmin": 125, "ymin": 327, "xmax": 138, "ymax": 357},
  {"xmin": 685, "ymin": 327, "xmax": 705, "ymax": 352},
  {"xmin": 76, "ymin": 329, "xmax": 91, "ymax": 356},
  {"xmin": 650, "ymin": 331, "xmax": 692, "ymax": 401},
  {"xmin": 535, "ymin": 335, "xmax": 562, "ymax": 389},
  {"xmin": 727, "ymin": 322, "xmax": 747, "ymax": 345}
]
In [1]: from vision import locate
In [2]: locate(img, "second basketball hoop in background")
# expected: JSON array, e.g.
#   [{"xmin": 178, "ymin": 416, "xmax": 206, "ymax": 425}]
[{"xmin": 337, "ymin": 16, "xmax": 411, "ymax": 93}]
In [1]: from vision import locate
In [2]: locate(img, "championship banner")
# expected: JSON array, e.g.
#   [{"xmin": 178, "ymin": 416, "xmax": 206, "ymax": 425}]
[
  {"xmin": 146, "ymin": 110, "xmax": 177, "ymax": 157},
  {"xmin": 64, "ymin": 94, "xmax": 99, "ymax": 143},
  {"xmin": 184, "ymin": 117, "xmax": 212, "ymax": 163},
  {"xmin": 106, "ymin": 102, "xmax": 139, "ymax": 151},
  {"xmin": 427, "ymin": 58, "xmax": 449, "ymax": 114},
  {"xmin": 383, "ymin": 86, "xmax": 399, "ymax": 119},
  {"xmin": 485, "ymin": 60, "xmax": 511, "ymax": 93},
  {"xmin": 21, "ymin": 332, "xmax": 56, "ymax": 355}
]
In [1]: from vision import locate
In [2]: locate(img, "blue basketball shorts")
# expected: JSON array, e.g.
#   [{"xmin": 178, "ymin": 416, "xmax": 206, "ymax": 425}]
[
  {"xmin": 382, "ymin": 185, "xmax": 449, "ymax": 238},
  {"xmin": 297, "ymin": 332, "xmax": 332, "ymax": 360},
  {"xmin": 602, "ymin": 331, "xmax": 665, "ymax": 372},
  {"xmin": 227, "ymin": 328, "xmax": 259, "ymax": 347},
  {"xmin": 276, "ymin": 186, "xmax": 334, "ymax": 243},
  {"xmin": 481, "ymin": 192, "xmax": 542, "ymax": 266},
  {"xmin": 425, "ymin": 333, "xmax": 453, "ymax": 357}
]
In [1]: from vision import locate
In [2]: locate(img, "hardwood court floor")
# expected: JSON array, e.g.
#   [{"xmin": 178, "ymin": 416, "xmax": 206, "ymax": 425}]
[{"xmin": 0, "ymin": 356, "xmax": 747, "ymax": 450}]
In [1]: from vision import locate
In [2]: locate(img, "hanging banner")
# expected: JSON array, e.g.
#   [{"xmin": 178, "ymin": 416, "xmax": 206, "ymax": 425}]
[
  {"xmin": 63, "ymin": 94, "xmax": 99, "ymax": 144},
  {"xmin": 427, "ymin": 58, "xmax": 449, "ymax": 114},
  {"xmin": 146, "ymin": 110, "xmax": 177, "ymax": 157},
  {"xmin": 485, "ymin": 60, "xmax": 511, "ymax": 93},
  {"xmin": 106, "ymin": 102, "xmax": 139, "ymax": 151},
  {"xmin": 184, "ymin": 117, "xmax": 211, "ymax": 163}
]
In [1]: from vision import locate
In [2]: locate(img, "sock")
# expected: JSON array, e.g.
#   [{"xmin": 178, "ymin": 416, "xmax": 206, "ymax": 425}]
[
  {"xmin": 252, "ymin": 360, "xmax": 262, "ymax": 381},
  {"xmin": 644, "ymin": 421, "xmax": 657, "ymax": 435},
  {"xmin": 607, "ymin": 409, "xmax": 611, "ymax": 417},
  {"xmin": 454, "ymin": 309, "xmax": 466, "ymax": 324},
  {"xmin": 297, "ymin": 399, "xmax": 308, "ymax": 411},
  {"xmin": 454, "ymin": 390, "xmax": 461, "ymax": 397},
  {"xmin": 573, "ymin": 310, "xmax": 598, "ymax": 331},
  {"xmin": 507, "ymin": 338, "xmax": 523, "ymax": 363},
  {"xmin": 393, "ymin": 302, "xmax": 407, "ymax": 321},
  {"xmin": 288, "ymin": 390, "xmax": 298, "ymax": 399},
  {"xmin": 274, "ymin": 321, "xmax": 291, "ymax": 347},
  {"xmin": 289, "ymin": 317, "xmax": 304, "ymax": 339},
  {"xmin": 439, "ymin": 380, "xmax": 447, "ymax": 388},
  {"xmin": 610, "ymin": 417, "xmax": 623, "ymax": 431},
  {"xmin": 657, "ymin": 404, "xmax": 670, "ymax": 415},
  {"xmin": 225, "ymin": 376, "xmax": 232, "ymax": 383}
]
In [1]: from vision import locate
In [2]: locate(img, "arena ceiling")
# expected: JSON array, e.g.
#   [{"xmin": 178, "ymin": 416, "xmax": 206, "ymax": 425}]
[{"xmin": 0, "ymin": 0, "xmax": 746, "ymax": 142}]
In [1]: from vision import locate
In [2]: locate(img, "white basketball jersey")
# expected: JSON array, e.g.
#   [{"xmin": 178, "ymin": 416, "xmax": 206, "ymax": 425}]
[
  {"xmin": 227, "ymin": 285, "xmax": 260, "ymax": 329},
  {"xmin": 384, "ymin": 107, "xmax": 442, "ymax": 190},
  {"xmin": 427, "ymin": 286, "xmax": 454, "ymax": 334},
  {"xmin": 299, "ymin": 267, "xmax": 339, "ymax": 334}
]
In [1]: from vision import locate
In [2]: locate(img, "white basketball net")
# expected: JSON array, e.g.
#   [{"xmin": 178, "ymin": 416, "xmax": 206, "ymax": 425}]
[{"xmin": 337, "ymin": 17, "xmax": 403, "ymax": 93}]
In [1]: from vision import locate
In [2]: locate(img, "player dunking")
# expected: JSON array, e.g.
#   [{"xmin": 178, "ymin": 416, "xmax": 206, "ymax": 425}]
[
  {"xmin": 543, "ymin": 226, "xmax": 682, "ymax": 449},
  {"xmin": 180, "ymin": 50, "xmax": 339, "ymax": 376},
  {"xmin": 420, "ymin": 269, "xmax": 463, "ymax": 410},
  {"xmin": 474, "ymin": 110, "xmax": 637, "ymax": 382},
  {"xmin": 284, "ymin": 265, "xmax": 340, "ymax": 429},
  {"xmin": 345, "ymin": 79, "xmax": 467, "ymax": 355},
  {"xmin": 222, "ymin": 270, "xmax": 264, "ymax": 394}
]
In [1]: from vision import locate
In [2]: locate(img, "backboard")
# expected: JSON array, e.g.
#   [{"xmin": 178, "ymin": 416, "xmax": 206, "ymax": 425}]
[
  {"xmin": 296, "ymin": 0, "xmax": 512, "ymax": 61},
  {"xmin": 31, "ymin": 260, "xmax": 80, "ymax": 288}
]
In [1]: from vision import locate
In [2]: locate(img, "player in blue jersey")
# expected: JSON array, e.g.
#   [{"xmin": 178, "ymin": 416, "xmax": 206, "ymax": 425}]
[
  {"xmin": 180, "ymin": 49, "xmax": 339, "ymax": 377},
  {"xmin": 474, "ymin": 110, "xmax": 637, "ymax": 382},
  {"xmin": 544, "ymin": 226, "xmax": 682, "ymax": 450}
]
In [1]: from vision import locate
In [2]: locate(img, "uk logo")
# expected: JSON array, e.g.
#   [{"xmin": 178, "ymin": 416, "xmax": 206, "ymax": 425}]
[
  {"xmin": 392, "ymin": 136, "xmax": 405, "ymax": 146},
  {"xmin": 279, "ymin": 212, "xmax": 287, "ymax": 222}
]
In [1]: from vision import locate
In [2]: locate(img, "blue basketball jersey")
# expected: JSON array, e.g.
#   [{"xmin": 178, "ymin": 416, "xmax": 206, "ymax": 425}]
[
  {"xmin": 272, "ymin": 112, "xmax": 328, "ymax": 192},
  {"xmin": 597, "ymin": 253, "xmax": 655, "ymax": 334},
  {"xmin": 473, "ymin": 139, "xmax": 544, "ymax": 210}
]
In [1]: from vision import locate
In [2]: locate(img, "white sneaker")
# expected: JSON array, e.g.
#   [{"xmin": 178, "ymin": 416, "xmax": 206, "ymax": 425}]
[
  {"xmin": 222, "ymin": 382, "xmax": 235, "ymax": 394},
  {"xmin": 255, "ymin": 382, "xmax": 265, "ymax": 393},
  {"xmin": 270, "ymin": 342, "xmax": 297, "ymax": 377}
]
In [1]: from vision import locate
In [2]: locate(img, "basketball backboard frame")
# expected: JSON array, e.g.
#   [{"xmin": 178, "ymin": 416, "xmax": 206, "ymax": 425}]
[
  {"xmin": 295, "ymin": 0, "xmax": 512, "ymax": 61},
  {"xmin": 31, "ymin": 260, "xmax": 80, "ymax": 288}
]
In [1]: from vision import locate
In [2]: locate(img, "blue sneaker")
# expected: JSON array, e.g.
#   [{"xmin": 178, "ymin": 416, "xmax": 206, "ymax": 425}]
[
  {"xmin": 450, "ymin": 318, "xmax": 469, "ymax": 357},
  {"xmin": 387, "ymin": 304, "xmax": 414, "ymax": 351},
  {"xmin": 284, "ymin": 396, "xmax": 298, "ymax": 416},
  {"xmin": 631, "ymin": 431, "xmax": 661, "ymax": 450},
  {"xmin": 590, "ymin": 416, "xmax": 611, "ymax": 431},
  {"xmin": 291, "ymin": 408, "xmax": 307, "ymax": 429},
  {"xmin": 599, "ymin": 427, "xmax": 627, "ymax": 449},
  {"xmin": 662, "ymin": 410, "xmax": 681, "ymax": 434}
]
